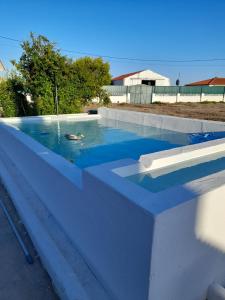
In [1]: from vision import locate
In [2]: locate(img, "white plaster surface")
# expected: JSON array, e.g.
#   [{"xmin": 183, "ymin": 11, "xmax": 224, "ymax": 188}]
[
  {"xmin": 86, "ymin": 158, "xmax": 225, "ymax": 300},
  {"xmin": 99, "ymin": 107, "xmax": 225, "ymax": 133},
  {"xmin": 0, "ymin": 123, "xmax": 112, "ymax": 300},
  {"xmin": 0, "ymin": 112, "xmax": 100, "ymax": 124},
  {"xmin": 0, "ymin": 120, "xmax": 154, "ymax": 300},
  {"xmin": 148, "ymin": 197, "xmax": 225, "ymax": 300},
  {"xmin": 140, "ymin": 138, "xmax": 225, "ymax": 170}
]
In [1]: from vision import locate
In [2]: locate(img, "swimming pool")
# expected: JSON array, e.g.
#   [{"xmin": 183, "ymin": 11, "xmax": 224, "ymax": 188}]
[
  {"xmin": 2, "ymin": 109, "xmax": 225, "ymax": 300},
  {"xmin": 13, "ymin": 117, "xmax": 211, "ymax": 169}
]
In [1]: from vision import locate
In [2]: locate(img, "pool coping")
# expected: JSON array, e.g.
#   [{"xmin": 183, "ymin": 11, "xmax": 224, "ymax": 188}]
[{"xmin": 0, "ymin": 112, "xmax": 101, "ymax": 123}]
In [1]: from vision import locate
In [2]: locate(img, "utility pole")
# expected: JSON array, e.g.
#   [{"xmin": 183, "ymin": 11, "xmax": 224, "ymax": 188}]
[
  {"xmin": 54, "ymin": 72, "xmax": 59, "ymax": 116},
  {"xmin": 55, "ymin": 82, "xmax": 59, "ymax": 115},
  {"xmin": 176, "ymin": 72, "xmax": 181, "ymax": 103}
]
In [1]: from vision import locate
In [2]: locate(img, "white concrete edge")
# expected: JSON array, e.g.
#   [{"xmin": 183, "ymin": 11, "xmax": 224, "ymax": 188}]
[
  {"xmin": 0, "ymin": 123, "xmax": 83, "ymax": 188},
  {"xmin": 113, "ymin": 138, "xmax": 225, "ymax": 177},
  {"xmin": 0, "ymin": 113, "xmax": 101, "ymax": 123}
]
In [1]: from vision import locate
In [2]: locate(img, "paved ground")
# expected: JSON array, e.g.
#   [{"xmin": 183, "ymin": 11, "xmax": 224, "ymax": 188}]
[{"xmin": 0, "ymin": 182, "xmax": 58, "ymax": 300}]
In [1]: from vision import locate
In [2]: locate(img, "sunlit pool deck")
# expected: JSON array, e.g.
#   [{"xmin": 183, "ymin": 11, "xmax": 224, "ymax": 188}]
[{"xmin": 1, "ymin": 107, "xmax": 225, "ymax": 300}]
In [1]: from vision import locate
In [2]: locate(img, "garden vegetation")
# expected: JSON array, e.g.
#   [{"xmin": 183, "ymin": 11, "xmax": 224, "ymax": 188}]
[{"xmin": 0, "ymin": 33, "xmax": 111, "ymax": 117}]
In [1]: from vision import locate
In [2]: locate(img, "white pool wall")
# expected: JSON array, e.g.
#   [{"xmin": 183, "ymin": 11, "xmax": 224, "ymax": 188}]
[
  {"xmin": 0, "ymin": 117, "xmax": 154, "ymax": 300},
  {"xmin": 149, "ymin": 188, "xmax": 225, "ymax": 300},
  {"xmin": 99, "ymin": 107, "xmax": 225, "ymax": 133},
  {"xmin": 87, "ymin": 158, "xmax": 225, "ymax": 300}
]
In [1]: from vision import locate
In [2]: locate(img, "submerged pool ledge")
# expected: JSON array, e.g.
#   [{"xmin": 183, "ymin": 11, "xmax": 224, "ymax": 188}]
[{"xmin": 113, "ymin": 137, "xmax": 225, "ymax": 177}]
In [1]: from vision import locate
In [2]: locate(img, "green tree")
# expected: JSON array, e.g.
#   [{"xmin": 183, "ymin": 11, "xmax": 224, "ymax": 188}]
[
  {"xmin": 9, "ymin": 74, "xmax": 32, "ymax": 116},
  {"xmin": 12, "ymin": 33, "xmax": 81, "ymax": 115},
  {"xmin": 72, "ymin": 57, "xmax": 111, "ymax": 104},
  {"xmin": 0, "ymin": 79, "xmax": 17, "ymax": 117},
  {"xmin": 0, "ymin": 74, "xmax": 30, "ymax": 117},
  {"xmin": 11, "ymin": 33, "xmax": 111, "ymax": 116}
]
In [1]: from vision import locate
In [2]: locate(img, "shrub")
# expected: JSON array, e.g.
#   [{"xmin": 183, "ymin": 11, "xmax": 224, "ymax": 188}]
[
  {"xmin": 0, "ymin": 79, "xmax": 17, "ymax": 117},
  {"xmin": 98, "ymin": 89, "xmax": 111, "ymax": 105}
]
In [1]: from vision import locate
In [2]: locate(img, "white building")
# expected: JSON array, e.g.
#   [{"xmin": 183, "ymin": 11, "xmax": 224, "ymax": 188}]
[{"xmin": 112, "ymin": 69, "xmax": 170, "ymax": 86}]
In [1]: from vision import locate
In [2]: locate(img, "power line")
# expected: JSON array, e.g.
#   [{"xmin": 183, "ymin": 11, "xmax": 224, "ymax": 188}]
[
  {"xmin": 0, "ymin": 35, "xmax": 22, "ymax": 43},
  {"xmin": 60, "ymin": 48, "xmax": 225, "ymax": 63},
  {"xmin": 1, "ymin": 34, "xmax": 225, "ymax": 63}
]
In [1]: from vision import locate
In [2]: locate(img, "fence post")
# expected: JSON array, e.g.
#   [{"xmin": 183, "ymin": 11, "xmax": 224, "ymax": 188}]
[
  {"xmin": 126, "ymin": 86, "xmax": 129, "ymax": 103},
  {"xmin": 150, "ymin": 86, "xmax": 154, "ymax": 104},
  {"xmin": 176, "ymin": 86, "xmax": 180, "ymax": 103},
  {"xmin": 223, "ymin": 87, "xmax": 225, "ymax": 102},
  {"xmin": 200, "ymin": 87, "xmax": 203, "ymax": 102}
]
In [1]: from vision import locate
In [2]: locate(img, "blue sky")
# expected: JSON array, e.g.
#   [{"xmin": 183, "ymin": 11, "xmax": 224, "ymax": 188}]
[{"xmin": 0, "ymin": 0, "xmax": 225, "ymax": 84}]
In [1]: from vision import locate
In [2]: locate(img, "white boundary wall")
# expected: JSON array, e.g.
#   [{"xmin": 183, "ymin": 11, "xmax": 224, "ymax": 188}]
[
  {"xmin": 152, "ymin": 93, "xmax": 225, "ymax": 103},
  {"xmin": 108, "ymin": 93, "xmax": 225, "ymax": 104},
  {"xmin": 1, "ymin": 110, "xmax": 225, "ymax": 300}
]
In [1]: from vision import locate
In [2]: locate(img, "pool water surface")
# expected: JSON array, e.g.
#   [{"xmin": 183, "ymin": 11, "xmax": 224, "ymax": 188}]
[{"xmin": 14, "ymin": 118, "xmax": 225, "ymax": 169}]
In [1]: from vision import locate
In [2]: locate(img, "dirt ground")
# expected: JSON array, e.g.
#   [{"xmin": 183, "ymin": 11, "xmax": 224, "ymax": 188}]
[{"xmin": 86, "ymin": 102, "xmax": 225, "ymax": 122}]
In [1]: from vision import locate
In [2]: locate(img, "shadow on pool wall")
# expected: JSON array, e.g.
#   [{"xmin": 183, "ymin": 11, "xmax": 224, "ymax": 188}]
[{"xmin": 1, "ymin": 109, "xmax": 225, "ymax": 300}]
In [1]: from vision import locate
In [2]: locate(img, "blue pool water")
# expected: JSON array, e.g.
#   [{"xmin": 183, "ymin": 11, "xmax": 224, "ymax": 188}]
[
  {"xmin": 127, "ymin": 152, "xmax": 225, "ymax": 193},
  {"xmin": 14, "ymin": 118, "xmax": 225, "ymax": 169}
]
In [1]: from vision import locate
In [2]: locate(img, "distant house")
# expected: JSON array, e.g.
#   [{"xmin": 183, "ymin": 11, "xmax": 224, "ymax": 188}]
[
  {"xmin": 186, "ymin": 77, "xmax": 225, "ymax": 86},
  {"xmin": 111, "ymin": 69, "xmax": 170, "ymax": 86}
]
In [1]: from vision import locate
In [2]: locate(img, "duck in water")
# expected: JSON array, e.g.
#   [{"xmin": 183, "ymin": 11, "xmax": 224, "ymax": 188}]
[{"xmin": 65, "ymin": 133, "xmax": 85, "ymax": 140}]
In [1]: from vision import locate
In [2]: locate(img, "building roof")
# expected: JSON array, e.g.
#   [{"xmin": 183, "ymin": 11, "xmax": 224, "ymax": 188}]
[
  {"xmin": 112, "ymin": 70, "xmax": 143, "ymax": 81},
  {"xmin": 186, "ymin": 77, "xmax": 225, "ymax": 86}
]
